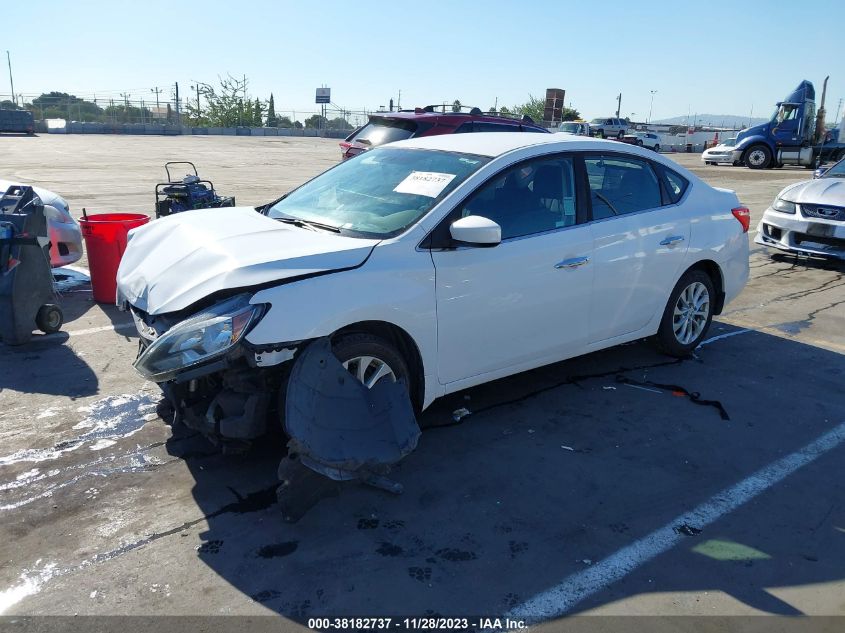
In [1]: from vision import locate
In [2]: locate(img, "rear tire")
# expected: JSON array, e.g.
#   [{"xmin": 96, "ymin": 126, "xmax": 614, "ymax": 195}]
[
  {"xmin": 617, "ymin": 130, "xmax": 625, "ymax": 139},
  {"xmin": 653, "ymin": 144, "xmax": 660, "ymax": 152},
  {"xmin": 596, "ymin": 129, "xmax": 605, "ymax": 139},
  {"xmin": 654, "ymin": 270, "xmax": 715, "ymax": 357},
  {"xmin": 744, "ymin": 144, "xmax": 772, "ymax": 169}
]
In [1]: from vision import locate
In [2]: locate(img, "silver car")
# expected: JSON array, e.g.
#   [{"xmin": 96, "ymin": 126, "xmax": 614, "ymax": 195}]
[
  {"xmin": 755, "ymin": 157, "xmax": 845, "ymax": 259},
  {"xmin": 0, "ymin": 179, "xmax": 83, "ymax": 267}
]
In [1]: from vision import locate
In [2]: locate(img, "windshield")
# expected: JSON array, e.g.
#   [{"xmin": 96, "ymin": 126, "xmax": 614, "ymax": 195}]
[
  {"xmin": 559, "ymin": 122, "xmax": 579, "ymax": 133},
  {"xmin": 590, "ymin": 118, "xmax": 605, "ymax": 124},
  {"xmin": 267, "ymin": 147, "xmax": 489, "ymax": 238},
  {"xmin": 723, "ymin": 137, "xmax": 737, "ymax": 147},
  {"xmin": 348, "ymin": 118, "xmax": 417, "ymax": 147},
  {"xmin": 822, "ymin": 158, "xmax": 845, "ymax": 178}
]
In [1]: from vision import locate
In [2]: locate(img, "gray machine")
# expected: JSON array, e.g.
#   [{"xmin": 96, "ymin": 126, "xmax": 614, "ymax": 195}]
[{"xmin": 0, "ymin": 185, "xmax": 63, "ymax": 345}]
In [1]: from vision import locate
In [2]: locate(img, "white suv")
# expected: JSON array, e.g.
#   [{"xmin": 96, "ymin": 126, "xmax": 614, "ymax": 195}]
[{"xmin": 589, "ymin": 117, "xmax": 628, "ymax": 139}]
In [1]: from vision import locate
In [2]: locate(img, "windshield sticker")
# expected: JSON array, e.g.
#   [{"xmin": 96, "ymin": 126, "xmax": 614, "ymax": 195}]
[{"xmin": 393, "ymin": 171, "xmax": 457, "ymax": 198}]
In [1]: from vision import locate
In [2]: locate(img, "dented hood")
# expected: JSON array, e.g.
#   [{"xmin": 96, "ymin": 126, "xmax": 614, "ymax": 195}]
[
  {"xmin": 780, "ymin": 178, "xmax": 845, "ymax": 206},
  {"xmin": 117, "ymin": 206, "xmax": 378, "ymax": 315}
]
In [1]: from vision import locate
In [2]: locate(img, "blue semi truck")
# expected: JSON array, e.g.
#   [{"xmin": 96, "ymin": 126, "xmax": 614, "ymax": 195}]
[{"xmin": 733, "ymin": 78, "xmax": 845, "ymax": 169}]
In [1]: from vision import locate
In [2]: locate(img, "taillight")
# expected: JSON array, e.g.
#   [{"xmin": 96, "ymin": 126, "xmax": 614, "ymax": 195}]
[{"xmin": 732, "ymin": 207, "xmax": 750, "ymax": 233}]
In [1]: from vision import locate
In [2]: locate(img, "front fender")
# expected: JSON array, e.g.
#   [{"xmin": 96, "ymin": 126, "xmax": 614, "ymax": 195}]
[
  {"xmin": 245, "ymin": 234, "xmax": 440, "ymax": 407},
  {"xmin": 734, "ymin": 135, "xmax": 771, "ymax": 153}
]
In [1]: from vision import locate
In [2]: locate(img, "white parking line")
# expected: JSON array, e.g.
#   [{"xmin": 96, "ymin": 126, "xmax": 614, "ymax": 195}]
[
  {"xmin": 508, "ymin": 419, "xmax": 845, "ymax": 622},
  {"xmin": 48, "ymin": 322, "xmax": 135, "ymax": 338},
  {"xmin": 697, "ymin": 328, "xmax": 752, "ymax": 348}
]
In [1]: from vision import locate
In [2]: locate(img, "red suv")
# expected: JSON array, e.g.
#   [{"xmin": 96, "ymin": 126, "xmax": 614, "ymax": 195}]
[{"xmin": 339, "ymin": 105, "xmax": 549, "ymax": 160}]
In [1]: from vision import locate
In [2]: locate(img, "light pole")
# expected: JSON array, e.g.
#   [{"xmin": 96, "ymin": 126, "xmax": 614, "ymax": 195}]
[
  {"xmin": 6, "ymin": 51, "xmax": 15, "ymax": 107},
  {"xmin": 648, "ymin": 90, "xmax": 657, "ymax": 124}
]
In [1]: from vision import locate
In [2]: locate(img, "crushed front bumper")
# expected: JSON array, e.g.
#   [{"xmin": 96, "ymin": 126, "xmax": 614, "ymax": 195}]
[{"xmin": 755, "ymin": 207, "xmax": 845, "ymax": 260}]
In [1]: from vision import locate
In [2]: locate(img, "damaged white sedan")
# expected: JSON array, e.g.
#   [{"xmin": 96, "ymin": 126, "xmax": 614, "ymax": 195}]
[
  {"xmin": 117, "ymin": 133, "xmax": 749, "ymax": 484},
  {"xmin": 755, "ymin": 157, "xmax": 845, "ymax": 259}
]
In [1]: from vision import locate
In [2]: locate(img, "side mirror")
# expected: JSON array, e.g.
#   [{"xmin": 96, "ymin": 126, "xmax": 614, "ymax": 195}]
[
  {"xmin": 449, "ymin": 215, "xmax": 501, "ymax": 247},
  {"xmin": 814, "ymin": 166, "xmax": 829, "ymax": 179}
]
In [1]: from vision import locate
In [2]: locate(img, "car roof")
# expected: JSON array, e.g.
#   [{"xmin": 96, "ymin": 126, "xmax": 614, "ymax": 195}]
[
  {"xmin": 369, "ymin": 110, "xmax": 543, "ymax": 129},
  {"xmin": 391, "ymin": 131, "xmax": 641, "ymax": 158}
]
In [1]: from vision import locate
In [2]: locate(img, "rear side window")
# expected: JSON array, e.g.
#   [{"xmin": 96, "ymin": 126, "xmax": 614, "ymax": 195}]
[
  {"xmin": 661, "ymin": 168, "xmax": 689, "ymax": 204},
  {"xmin": 349, "ymin": 119, "xmax": 417, "ymax": 147},
  {"xmin": 585, "ymin": 156, "xmax": 662, "ymax": 219}
]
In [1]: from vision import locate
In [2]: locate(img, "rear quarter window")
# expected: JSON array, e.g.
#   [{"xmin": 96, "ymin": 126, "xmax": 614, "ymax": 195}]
[{"xmin": 661, "ymin": 167, "xmax": 689, "ymax": 204}]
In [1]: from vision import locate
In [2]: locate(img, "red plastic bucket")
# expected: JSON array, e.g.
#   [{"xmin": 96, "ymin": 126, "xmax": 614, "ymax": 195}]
[{"xmin": 79, "ymin": 213, "xmax": 150, "ymax": 303}]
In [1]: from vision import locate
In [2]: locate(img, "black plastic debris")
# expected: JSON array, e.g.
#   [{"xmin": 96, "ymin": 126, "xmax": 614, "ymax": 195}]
[
  {"xmin": 283, "ymin": 338, "xmax": 421, "ymax": 493},
  {"xmin": 674, "ymin": 523, "xmax": 702, "ymax": 536},
  {"xmin": 615, "ymin": 375, "xmax": 731, "ymax": 420}
]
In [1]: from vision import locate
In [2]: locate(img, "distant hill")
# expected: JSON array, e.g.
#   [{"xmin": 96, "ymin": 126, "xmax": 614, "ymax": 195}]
[{"xmin": 652, "ymin": 114, "xmax": 767, "ymax": 128}]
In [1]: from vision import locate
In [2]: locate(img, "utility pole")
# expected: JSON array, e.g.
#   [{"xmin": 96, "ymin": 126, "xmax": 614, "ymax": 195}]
[
  {"xmin": 174, "ymin": 82, "xmax": 181, "ymax": 126},
  {"xmin": 6, "ymin": 51, "xmax": 15, "ymax": 107},
  {"xmin": 648, "ymin": 90, "xmax": 657, "ymax": 124},
  {"xmin": 150, "ymin": 86, "xmax": 162, "ymax": 114},
  {"xmin": 120, "ymin": 92, "xmax": 131, "ymax": 122},
  {"xmin": 615, "ymin": 93, "xmax": 622, "ymax": 118}
]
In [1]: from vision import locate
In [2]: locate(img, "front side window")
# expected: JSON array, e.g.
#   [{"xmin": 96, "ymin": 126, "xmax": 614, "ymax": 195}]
[
  {"xmin": 459, "ymin": 156, "xmax": 577, "ymax": 240},
  {"xmin": 267, "ymin": 147, "xmax": 489, "ymax": 238},
  {"xmin": 585, "ymin": 155, "xmax": 662, "ymax": 219}
]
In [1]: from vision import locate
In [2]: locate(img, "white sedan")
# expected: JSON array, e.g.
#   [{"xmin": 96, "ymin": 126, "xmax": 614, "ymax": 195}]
[
  {"xmin": 701, "ymin": 137, "xmax": 739, "ymax": 165},
  {"xmin": 0, "ymin": 178, "xmax": 83, "ymax": 267},
  {"xmin": 117, "ymin": 133, "xmax": 750, "ymax": 458},
  {"xmin": 755, "ymin": 157, "xmax": 845, "ymax": 259}
]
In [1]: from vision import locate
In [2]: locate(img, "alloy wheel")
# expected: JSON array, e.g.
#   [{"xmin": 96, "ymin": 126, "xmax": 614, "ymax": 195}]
[
  {"xmin": 342, "ymin": 356, "xmax": 397, "ymax": 389},
  {"xmin": 672, "ymin": 282, "xmax": 710, "ymax": 345}
]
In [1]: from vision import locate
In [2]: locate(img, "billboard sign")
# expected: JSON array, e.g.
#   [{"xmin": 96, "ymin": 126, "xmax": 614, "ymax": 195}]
[
  {"xmin": 543, "ymin": 88, "xmax": 566, "ymax": 123},
  {"xmin": 316, "ymin": 88, "xmax": 331, "ymax": 104}
]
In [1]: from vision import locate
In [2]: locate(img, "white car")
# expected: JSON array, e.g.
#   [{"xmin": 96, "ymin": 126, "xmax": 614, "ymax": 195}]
[
  {"xmin": 0, "ymin": 178, "xmax": 83, "ymax": 267},
  {"xmin": 755, "ymin": 157, "xmax": 845, "ymax": 259},
  {"xmin": 117, "ymin": 133, "xmax": 750, "ymax": 463},
  {"xmin": 630, "ymin": 131, "xmax": 661, "ymax": 151},
  {"xmin": 701, "ymin": 137, "xmax": 739, "ymax": 165}
]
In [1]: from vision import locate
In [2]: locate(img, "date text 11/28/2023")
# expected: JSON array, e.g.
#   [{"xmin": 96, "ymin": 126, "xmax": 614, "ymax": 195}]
[{"xmin": 307, "ymin": 617, "xmax": 527, "ymax": 631}]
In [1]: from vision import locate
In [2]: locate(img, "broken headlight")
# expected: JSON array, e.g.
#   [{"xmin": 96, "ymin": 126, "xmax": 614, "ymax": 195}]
[
  {"xmin": 133, "ymin": 294, "xmax": 264, "ymax": 382},
  {"xmin": 772, "ymin": 197, "xmax": 796, "ymax": 214}
]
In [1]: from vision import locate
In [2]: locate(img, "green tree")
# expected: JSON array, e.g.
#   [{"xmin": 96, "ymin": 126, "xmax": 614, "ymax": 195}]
[
  {"xmin": 252, "ymin": 98, "xmax": 263, "ymax": 126},
  {"xmin": 511, "ymin": 95, "xmax": 544, "ymax": 123},
  {"xmin": 451, "ymin": 99, "xmax": 462, "ymax": 113},
  {"xmin": 327, "ymin": 117, "xmax": 353, "ymax": 130},
  {"xmin": 304, "ymin": 114, "xmax": 328, "ymax": 129},
  {"xmin": 499, "ymin": 106, "xmax": 511, "ymax": 115},
  {"xmin": 266, "ymin": 93, "xmax": 277, "ymax": 127},
  {"xmin": 189, "ymin": 75, "xmax": 250, "ymax": 127},
  {"xmin": 277, "ymin": 115, "xmax": 293, "ymax": 128},
  {"xmin": 488, "ymin": 106, "xmax": 497, "ymax": 114},
  {"xmin": 560, "ymin": 106, "xmax": 581, "ymax": 121},
  {"xmin": 1, "ymin": 100, "xmax": 20, "ymax": 110}
]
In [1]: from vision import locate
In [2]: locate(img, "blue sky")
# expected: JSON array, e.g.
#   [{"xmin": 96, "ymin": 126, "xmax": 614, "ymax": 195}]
[{"xmin": 4, "ymin": 0, "xmax": 843, "ymax": 122}]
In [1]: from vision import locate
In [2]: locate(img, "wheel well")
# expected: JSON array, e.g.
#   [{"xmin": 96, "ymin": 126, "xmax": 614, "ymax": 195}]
[
  {"xmin": 332, "ymin": 320, "xmax": 425, "ymax": 408},
  {"xmin": 686, "ymin": 260, "xmax": 725, "ymax": 314}
]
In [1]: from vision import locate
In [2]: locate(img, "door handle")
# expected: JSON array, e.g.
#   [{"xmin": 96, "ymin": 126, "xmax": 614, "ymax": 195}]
[
  {"xmin": 555, "ymin": 256, "xmax": 590, "ymax": 269},
  {"xmin": 659, "ymin": 235, "xmax": 685, "ymax": 246}
]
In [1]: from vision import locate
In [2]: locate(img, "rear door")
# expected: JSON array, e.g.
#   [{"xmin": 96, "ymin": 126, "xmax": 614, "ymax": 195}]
[{"xmin": 584, "ymin": 153, "xmax": 691, "ymax": 343}]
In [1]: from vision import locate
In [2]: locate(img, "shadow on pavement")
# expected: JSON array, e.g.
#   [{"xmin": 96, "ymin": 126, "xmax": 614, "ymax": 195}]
[{"xmin": 165, "ymin": 323, "xmax": 845, "ymax": 621}]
